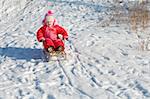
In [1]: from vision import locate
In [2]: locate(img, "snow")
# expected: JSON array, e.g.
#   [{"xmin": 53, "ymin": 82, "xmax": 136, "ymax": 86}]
[{"xmin": 0, "ymin": 0, "xmax": 150, "ymax": 99}]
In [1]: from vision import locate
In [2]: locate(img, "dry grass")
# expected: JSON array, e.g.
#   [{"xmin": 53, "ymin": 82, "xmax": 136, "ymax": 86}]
[
  {"xmin": 129, "ymin": 6, "xmax": 149, "ymax": 32},
  {"xmin": 129, "ymin": 3, "xmax": 150, "ymax": 51}
]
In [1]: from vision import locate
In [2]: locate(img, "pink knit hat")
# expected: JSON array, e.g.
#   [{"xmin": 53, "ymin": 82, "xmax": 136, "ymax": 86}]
[{"xmin": 42, "ymin": 10, "xmax": 56, "ymax": 25}]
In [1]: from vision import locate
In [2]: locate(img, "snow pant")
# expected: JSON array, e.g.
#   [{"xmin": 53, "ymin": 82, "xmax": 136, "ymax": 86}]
[{"xmin": 43, "ymin": 38, "xmax": 64, "ymax": 51}]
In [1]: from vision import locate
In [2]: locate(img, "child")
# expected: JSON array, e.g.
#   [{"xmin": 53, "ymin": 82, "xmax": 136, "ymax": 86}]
[{"xmin": 37, "ymin": 10, "xmax": 68, "ymax": 53}]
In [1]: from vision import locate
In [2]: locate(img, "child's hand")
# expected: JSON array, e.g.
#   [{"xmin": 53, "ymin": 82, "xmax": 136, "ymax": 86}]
[
  {"xmin": 40, "ymin": 38, "xmax": 45, "ymax": 42},
  {"xmin": 66, "ymin": 38, "xmax": 68, "ymax": 41},
  {"xmin": 57, "ymin": 34, "xmax": 64, "ymax": 40}
]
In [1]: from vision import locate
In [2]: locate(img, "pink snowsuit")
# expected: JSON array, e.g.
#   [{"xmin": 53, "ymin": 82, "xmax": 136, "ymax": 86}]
[{"xmin": 36, "ymin": 11, "xmax": 68, "ymax": 51}]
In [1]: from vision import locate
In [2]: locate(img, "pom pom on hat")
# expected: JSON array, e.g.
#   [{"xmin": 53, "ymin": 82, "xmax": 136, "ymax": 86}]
[{"xmin": 45, "ymin": 10, "xmax": 53, "ymax": 16}]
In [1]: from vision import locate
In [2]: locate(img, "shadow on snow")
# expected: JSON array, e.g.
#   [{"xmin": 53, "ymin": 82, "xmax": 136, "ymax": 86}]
[{"xmin": 0, "ymin": 47, "xmax": 43, "ymax": 61}]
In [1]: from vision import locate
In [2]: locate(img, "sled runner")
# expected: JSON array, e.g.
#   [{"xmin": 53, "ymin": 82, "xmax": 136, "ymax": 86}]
[{"xmin": 43, "ymin": 49, "xmax": 67, "ymax": 61}]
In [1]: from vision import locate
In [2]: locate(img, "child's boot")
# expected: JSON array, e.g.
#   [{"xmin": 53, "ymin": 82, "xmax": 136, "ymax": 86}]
[{"xmin": 48, "ymin": 46, "xmax": 54, "ymax": 53}]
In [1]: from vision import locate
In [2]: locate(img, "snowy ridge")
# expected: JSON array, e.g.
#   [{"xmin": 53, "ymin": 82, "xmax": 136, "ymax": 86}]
[{"xmin": 0, "ymin": 0, "xmax": 150, "ymax": 99}]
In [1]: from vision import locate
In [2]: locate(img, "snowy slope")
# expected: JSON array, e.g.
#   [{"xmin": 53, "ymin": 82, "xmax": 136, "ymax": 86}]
[{"xmin": 0, "ymin": 0, "xmax": 150, "ymax": 99}]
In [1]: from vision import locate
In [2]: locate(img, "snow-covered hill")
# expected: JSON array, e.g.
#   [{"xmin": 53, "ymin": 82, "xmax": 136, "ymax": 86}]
[{"xmin": 0, "ymin": 0, "xmax": 150, "ymax": 99}]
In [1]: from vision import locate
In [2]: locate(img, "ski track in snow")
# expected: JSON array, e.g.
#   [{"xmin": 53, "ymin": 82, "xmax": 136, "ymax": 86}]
[{"xmin": 0, "ymin": 0, "xmax": 150, "ymax": 99}]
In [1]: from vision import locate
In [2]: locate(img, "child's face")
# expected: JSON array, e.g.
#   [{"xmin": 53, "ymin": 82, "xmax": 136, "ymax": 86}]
[{"xmin": 46, "ymin": 16, "xmax": 54, "ymax": 27}]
